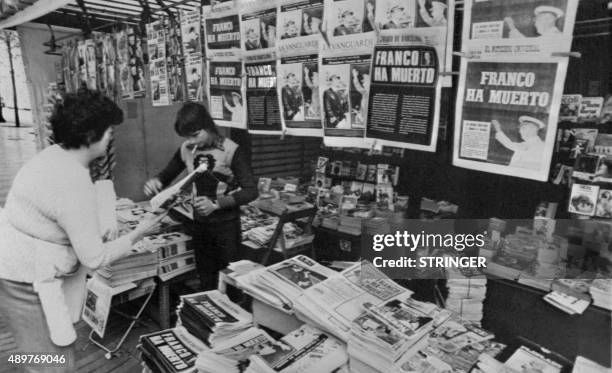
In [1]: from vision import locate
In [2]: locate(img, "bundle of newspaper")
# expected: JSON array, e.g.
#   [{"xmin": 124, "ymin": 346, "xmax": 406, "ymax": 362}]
[
  {"xmin": 589, "ymin": 279, "xmax": 612, "ymax": 310},
  {"xmin": 292, "ymin": 261, "xmax": 417, "ymax": 342},
  {"xmin": 245, "ymin": 325, "xmax": 348, "ymax": 373},
  {"xmin": 572, "ymin": 356, "xmax": 612, "ymax": 373},
  {"xmin": 177, "ymin": 290, "xmax": 253, "ymax": 347},
  {"xmin": 235, "ymin": 255, "xmax": 337, "ymax": 312},
  {"xmin": 195, "ymin": 327, "xmax": 281, "ymax": 373},
  {"xmin": 136, "ymin": 231, "xmax": 197, "ymax": 281},
  {"xmin": 96, "ymin": 250, "xmax": 158, "ymax": 286},
  {"xmin": 138, "ymin": 326, "xmax": 208, "ymax": 373},
  {"xmin": 347, "ymin": 297, "xmax": 436, "ymax": 372},
  {"xmin": 445, "ymin": 265, "xmax": 487, "ymax": 324},
  {"xmin": 245, "ymin": 222, "xmax": 313, "ymax": 250}
]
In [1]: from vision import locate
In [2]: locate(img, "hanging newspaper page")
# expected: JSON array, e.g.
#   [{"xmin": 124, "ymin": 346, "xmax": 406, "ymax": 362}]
[
  {"xmin": 277, "ymin": 0, "xmax": 323, "ymax": 55},
  {"xmin": 102, "ymin": 34, "xmax": 118, "ymax": 101},
  {"xmin": 147, "ymin": 21, "xmax": 171, "ymax": 106},
  {"xmin": 453, "ymin": 57, "xmax": 568, "ymax": 181},
  {"xmin": 82, "ymin": 276, "xmax": 136, "ymax": 338},
  {"xmin": 365, "ymin": 44, "xmax": 440, "ymax": 151},
  {"xmin": 127, "ymin": 26, "xmax": 146, "ymax": 98},
  {"xmin": 84, "ymin": 39, "xmax": 97, "ymax": 90},
  {"xmin": 204, "ymin": 6, "xmax": 242, "ymax": 60},
  {"xmin": 374, "ymin": 0, "xmax": 455, "ymax": 87},
  {"xmin": 246, "ymin": 59, "xmax": 283, "ymax": 134},
  {"xmin": 166, "ymin": 16, "xmax": 186, "ymax": 103},
  {"xmin": 181, "ymin": 9, "xmax": 205, "ymax": 102},
  {"xmin": 207, "ymin": 59, "xmax": 247, "ymax": 129},
  {"xmin": 116, "ymin": 29, "xmax": 133, "ymax": 99},
  {"xmin": 319, "ymin": 0, "xmax": 377, "ymax": 147},
  {"xmin": 462, "ymin": 0, "xmax": 578, "ymax": 58},
  {"xmin": 276, "ymin": 0, "xmax": 325, "ymax": 136},
  {"xmin": 277, "ymin": 54, "xmax": 322, "ymax": 137},
  {"xmin": 239, "ymin": 0, "xmax": 278, "ymax": 61}
]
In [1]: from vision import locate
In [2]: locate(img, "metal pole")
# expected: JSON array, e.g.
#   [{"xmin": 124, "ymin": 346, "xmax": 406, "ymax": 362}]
[{"xmin": 4, "ymin": 31, "xmax": 19, "ymax": 127}]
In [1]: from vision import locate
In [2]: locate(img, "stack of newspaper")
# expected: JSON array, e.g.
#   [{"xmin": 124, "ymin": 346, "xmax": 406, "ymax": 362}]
[
  {"xmin": 177, "ymin": 290, "xmax": 253, "ymax": 347},
  {"xmin": 195, "ymin": 327, "xmax": 283, "ymax": 373},
  {"xmin": 590, "ymin": 279, "xmax": 612, "ymax": 310},
  {"xmin": 235, "ymin": 255, "xmax": 337, "ymax": 312},
  {"xmin": 139, "ymin": 327, "xmax": 207, "ymax": 373},
  {"xmin": 144, "ymin": 231, "xmax": 196, "ymax": 281},
  {"xmin": 245, "ymin": 325, "xmax": 348, "ymax": 373},
  {"xmin": 245, "ymin": 222, "xmax": 313, "ymax": 250},
  {"xmin": 445, "ymin": 266, "xmax": 487, "ymax": 324},
  {"xmin": 96, "ymin": 250, "xmax": 158, "ymax": 286},
  {"xmin": 292, "ymin": 261, "xmax": 414, "ymax": 342},
  {"xmin": 348, "ymin": 297, "xmax": 435, "ymax": 373}
]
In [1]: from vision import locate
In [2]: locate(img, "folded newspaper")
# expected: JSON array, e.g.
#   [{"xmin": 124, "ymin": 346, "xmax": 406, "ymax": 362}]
[
  {"xmin": 245, "ymin": 325, "xmax": 348, "ymax": 373},
  {"xmin": 235, "ymin": 255, "xmax": 337, "ymax": 312},
  {"xmin": 150, "ymin": 162, "xmax": 210, "ymax": 211},
  {"xmin": 195, "ymin": 327, "xmax": 290, "ymax": 373},
  {"xmin": 177, "ymin": 290, "xmax": 253, "ymax": 347},
  {"xmin": 293, "ymin": 261, "xmax": 415, "ymax": 342}
]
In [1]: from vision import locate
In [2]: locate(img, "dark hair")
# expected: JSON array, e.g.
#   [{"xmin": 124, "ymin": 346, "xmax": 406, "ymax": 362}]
[
  {"xmin": 50, "ymin": 89, "xmax": 123, "ymax": 149},
  {"xmin": 174, "ymin": 102, "xmax": 218, "ymax": 137}
]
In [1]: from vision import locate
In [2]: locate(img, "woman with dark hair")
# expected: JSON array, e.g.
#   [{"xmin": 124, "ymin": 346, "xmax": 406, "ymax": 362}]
[
  {"xmin": 144, "ymin": 102, "xmax": 257, "ymax": 290},
  {"xmin": 0, "ymin": 89, "xmax": 161, "ymax": 372}
]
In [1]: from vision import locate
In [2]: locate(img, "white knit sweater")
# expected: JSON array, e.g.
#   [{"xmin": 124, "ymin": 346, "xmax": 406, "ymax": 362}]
[
  {"xmin": 0, "ymin": 144, "xmax": 132, "ymax": 281},
  {"xmin": 0, "ymin": 145, "xmax": 133, "ymax": 346}
]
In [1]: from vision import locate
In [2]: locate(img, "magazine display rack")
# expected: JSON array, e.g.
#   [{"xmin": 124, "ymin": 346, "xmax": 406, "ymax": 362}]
[{"xmin": 259, "ymin": 206, "xmax": 318, "ymax": 265}]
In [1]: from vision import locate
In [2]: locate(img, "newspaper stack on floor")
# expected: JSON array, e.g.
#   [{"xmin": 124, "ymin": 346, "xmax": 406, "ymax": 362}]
[
  {"xmin": 177, "ymin": 290, "xmax": 253, "ymax": 347},
  {"xmin": 590, "ymin": 279, "xmax": 612, "ymax": 310},
  {"xmin": 96, "ymin": 250, "xmax": 158, "ymax": 286},
  {"xmin": 195, "ymin": 327, "xmax": 284, "ymax": 373},
  {"xmin": 348, "ymin": 297, "xmax": 436, "ymax": 373},
  {"xmin": 292, "ymin": 261, "xmax": 415, "ymax": 342},
  {"xmin": 245, "ymin": 325, "xmax": 348, "ymax": 373},
  {"xmin": 139, "ymin": 326, "xmax": 208, "ymax": 373},
  {"xmin": 235, "ymin": 255, "xmax": 337, "ymax": 312},
  {"xmin": 445, "ymin": 265, "xmax": 487, "ymax": 324}
]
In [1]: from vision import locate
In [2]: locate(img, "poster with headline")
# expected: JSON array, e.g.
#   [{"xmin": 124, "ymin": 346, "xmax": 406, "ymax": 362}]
[
  {"xmin": 278, "ymin": 54, "xmax": 323, "ymax": 137},
  {"xmin": 277, "ymin": 0, "xmax": 324, "ymax": 56},
  {"xmin": 366, "ymin": 44, "xmax": 440, "ymax": 151},
  {"xmin": 462, "ymin": 0, "xmax": 578, "ymax": 58},
  {"xmin": 320, "ymin": 1, "xmax": 376, "ymax": 148},
  {"xmin": 375, "ymin": 0, "xmax": 455, "ymax": 87},
  {"xmin": 453, "ymin": 58, "xmax": 568, "ymax": 181},
  {"xmin": 246, "ymin": 60, "xmax": 283, "ymax": 134},
  {"xmin": 207, "ymin": 60, "xmax": 247, "ymax": 129},
  {"xmin": 181, "ymin": 9, "xmax": 205, "ymax": 102},
  {"xmin": 240, "ymin": 0, "xmax": 278, "ymax": 61},
  {"xmin": 147, "ymin": 21, "xmax": 170, "ymax": 106},
  {"xmin": 204, "ymin": 7, "xmax": 242, "ymax": 59}
]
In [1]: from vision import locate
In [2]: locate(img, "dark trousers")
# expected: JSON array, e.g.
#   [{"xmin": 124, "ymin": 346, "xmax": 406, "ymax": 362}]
[{"xmin": 189, "ymin": 219, "xmax": 241, "ymax": 290}]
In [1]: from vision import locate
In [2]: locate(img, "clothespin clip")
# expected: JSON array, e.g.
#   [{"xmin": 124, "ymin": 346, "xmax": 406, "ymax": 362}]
[
  {"xmin": 369, "ymin": 139, "xmax": 378, "ymax": 155},
  {"xmin": 551, "ymin": 51, "xmax": 581, "ymax": 58},
  {"xmin": 280, "ymin": 127, "xmax": 287, "ymax": 140},
  {"xmin": 321, "ymin": 30, "xmax": 331, "ymax": 49},
  {"xmin": 453, "ymin": 51, "xmax": 475, "ymax": 59}
]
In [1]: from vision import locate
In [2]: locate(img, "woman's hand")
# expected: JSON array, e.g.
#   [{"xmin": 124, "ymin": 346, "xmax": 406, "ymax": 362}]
[
  {"xmin": 194, "ymin": 196, "xmax": 220, "ymax": 216},
  {"xmin": 144, "ymin": 177, "xmax": 163, "ymax": 197},
  {"xmin": 129, "ymin": 213, "xmax": 166, "ymax": 243}
]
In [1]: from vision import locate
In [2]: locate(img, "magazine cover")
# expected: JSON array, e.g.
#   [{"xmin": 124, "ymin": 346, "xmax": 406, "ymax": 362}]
[
  {"xmin": 568, "ymin": 183, "xmax": 598, "ymax": 216},
  {"xmin": 577, "ymin": 96, "xmax": 604, "ymax": 121},
  {"xmin": 246, "ymin": 60, "xmax": 283, "ymax": 134},
  {"xmin": 559, "ymin": 94, "xmax": 581, "ymax": 122},
  {"xmin": 207, "ymin": 60, "xmax": 247, "ymax": 129}
]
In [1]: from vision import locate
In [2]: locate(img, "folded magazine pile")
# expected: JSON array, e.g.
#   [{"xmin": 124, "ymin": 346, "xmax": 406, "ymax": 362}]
[
  {"xmin": 138, "ymin": 326, "xmax": 207, "ymax": 373},
  {"xmin": 590, "ymin": 279, "xmax": 612, "ymax": 310},
  {"xmin": 177, "ymin": 290, "xmax": 253, "ymax": 347}
]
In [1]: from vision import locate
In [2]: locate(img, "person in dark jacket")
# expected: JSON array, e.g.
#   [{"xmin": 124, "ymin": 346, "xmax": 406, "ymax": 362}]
[{"xmin": 144, "ymin": 102, "xmax": 258, "ymax": 290}]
